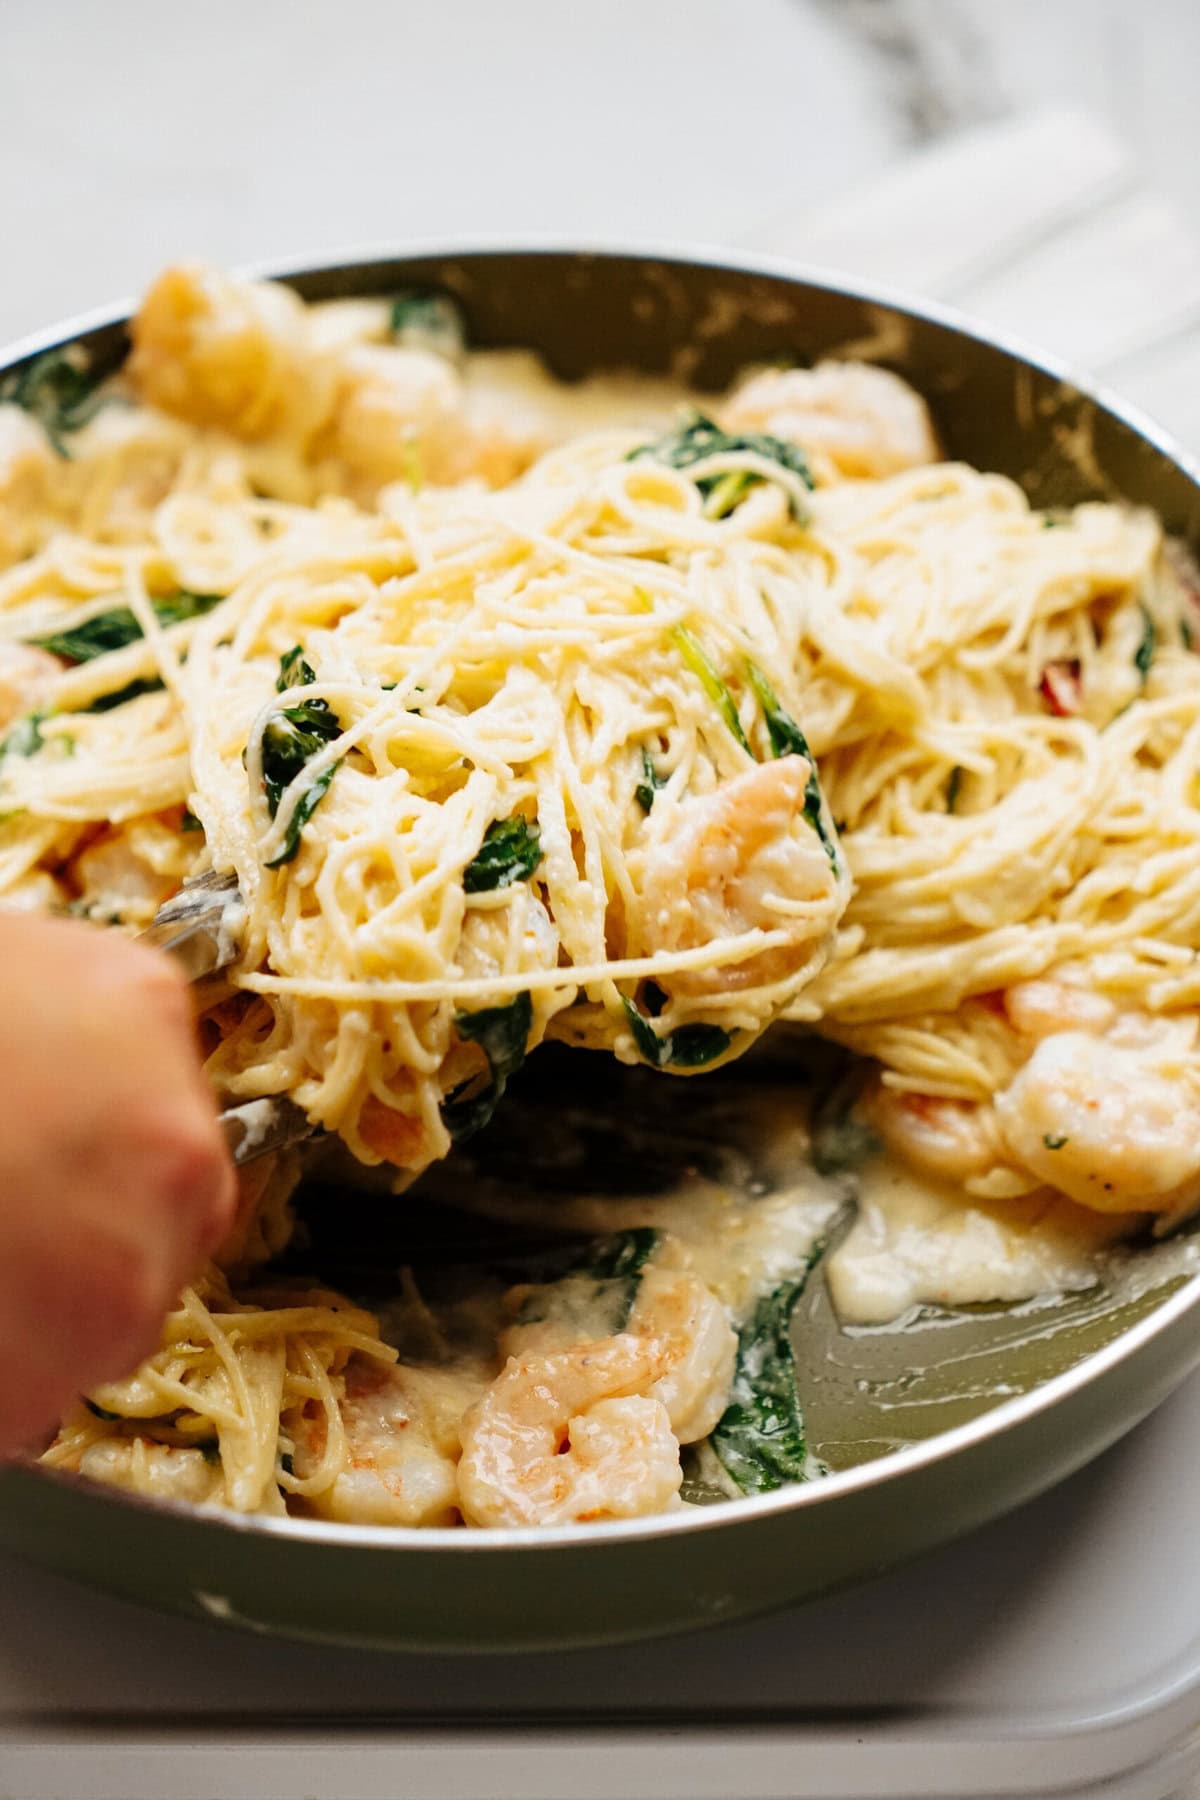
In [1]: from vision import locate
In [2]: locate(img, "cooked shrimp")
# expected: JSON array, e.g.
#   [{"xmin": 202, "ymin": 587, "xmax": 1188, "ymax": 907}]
[
  {"xmin": 868, "ymin": 1085, "xmax": 1007, "ymax": 1185},
  {"xmin": 73, "ymin": 815, "xmax": 202, "ymax": 925},
  {"xmin": 0, "ymin": 868, "xmax": 68, "ymax": 912},
  {"xmin": 296, "ymin": 1357, "xmax": 484, "ymax": 1528},
  {"xmin": 629, "ymin": 1267, "xmax": 736, "ymax": 1443},
  {"xmin": 638, "ymin": 756, "xmax": 847, "ymax": 999},
  {"xmin": 333, "ymin": 345, "xmax": 545, "ymax": 494},
  {"xmin": 996, "ymin": 1029, "xmax": 1200, "ymax": 1216},
  {"xmin": 456, "ymin": 371, "xmax": 553, "ymax": 487},
  {"xmin": 502, "ymin": 1259, "xmax": 736, "ymax": 1446},
  {"xmin": 76, "ymin": 1436, "xmax": 225, "ymax": 1506},
  {"xmin": 1003, "ymin": 978, "xmax": 1116, "ymax": 1040},
  {"xmin": 457, "ymin": 1338, "xmax": 682, "ymax": 1528},
  {"xmin": 721, "ymin": 361, "xmax": 939, "ymax": 483},
  {"xmin": 305, "ymin": 298, "xmax": 393, "ymax": 356},
  {"xmin": 332, "ymin": 344, "xmax": 468, "ymax": 492},
  {"xmin": 0, "ymin": 641, "xmax": 61, "ymax": 732},
  {"xmin": 456, "ymin": 890, "xmax": 559, "ymax": 982},
  {"xmin": 355, "ymin": 1091, "xmax": 437, "ymax": 1171},
  {"xmin": 867, "ymin": 1082, "xmax": 1037, "ymax": 1200},
  {"xmin": 128, "ymin": 262, "xmax": 320, "ymax": 441}
]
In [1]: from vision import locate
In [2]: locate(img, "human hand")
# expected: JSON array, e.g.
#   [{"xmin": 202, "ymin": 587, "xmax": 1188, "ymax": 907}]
[{"xmin": 0, "ymin": 912, "xmax": 235, "ymax": 1454}]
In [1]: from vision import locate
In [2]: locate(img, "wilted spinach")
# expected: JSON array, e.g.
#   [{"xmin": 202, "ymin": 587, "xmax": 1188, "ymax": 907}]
[
  {"xmin": 0, "ymin": 347, "xmax": 108, "ymax": 455},
  {"xmin": 673, "ymin": 626, "xmax": 752, "ymax": 755},
  {"xmin": 621, "ymin": 995, "xmax": 732, "ymax": 1071},
  {"xmin": 0, "ymin": 711, "xmax": 46, "ymax": 764},
  {"xmin": 443, "ymin": 991, "xmax": 533, "ymax": 1140},
  {"xmin": 630, "ymin": 412, "xmax": 813, "ymax": 519},
  {"xmin": 744, "ymin": 660, "xmax": 839, "ymax": 868},
  {"xmin": 710, "ymin": 1267, "xmax": 819, "ymax": 1494},
  {"xmin": 515, "ymin": 1229, "xmax": 664, "ymax": 1336},
  {"xmin": 635, "ymin": 746, "xmax": 667, "ymax": 813},
  {"xmin": 254, "ymin": 646, "xmax": 344, "ymax": 867},
  {"xmin": 32, "ymin": 590, "xmax": 224, "ymax": 664},
  {"xmin": 389, "ymin": 290, "xmax": 466, "ymax": 360},
  {"xmin": 82, "ymin": 676, "xmax": 166, "ymax": 713},
  {"xmin": 581, "ymin": 1227, "xmax": 661, "ymax": 1285},
  {"xmin": 463, "ymin": 816, "xmax": 543, "ymax": 893},
  {"xmin": 1135, "ymin": 604, "xmax": 1156, "ymax": 682}
]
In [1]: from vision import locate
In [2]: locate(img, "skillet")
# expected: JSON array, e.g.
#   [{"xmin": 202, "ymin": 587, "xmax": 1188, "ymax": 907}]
[{"xmin": 1, "ymin": 245, "xmax": 1199, "ymax": 1651}]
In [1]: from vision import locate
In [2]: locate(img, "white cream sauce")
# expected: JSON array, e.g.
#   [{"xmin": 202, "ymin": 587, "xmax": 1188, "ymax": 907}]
[
  {"xmin": 827, "ymin": 1155, "xmax": 1137, "ymax": 1326},
  {"xmin": 459, "ymin": 1071, "xmax": 1141, "ymax": 1334},
  {"xmin": 460, "ymin": 350, "xmax": 705, "ymax": 444},
  {"xmin": 480, "ymin": 1170, "xmax": 842, "ymax": 1327}
]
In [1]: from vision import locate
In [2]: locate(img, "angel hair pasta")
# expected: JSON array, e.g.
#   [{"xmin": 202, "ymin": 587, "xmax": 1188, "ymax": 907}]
[{"xmin": 7, "ymin": 261, "xmax": 1199, "ymax": 1528}]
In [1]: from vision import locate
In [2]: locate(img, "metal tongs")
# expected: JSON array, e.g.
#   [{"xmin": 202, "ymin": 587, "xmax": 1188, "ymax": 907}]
[{"xmin": 141, "ymin": 871, "xmax": 314, "ymax": 1166}]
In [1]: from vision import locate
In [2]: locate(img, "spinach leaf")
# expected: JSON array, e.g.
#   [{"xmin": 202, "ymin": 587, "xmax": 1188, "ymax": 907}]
[
  {"xmin": 444, "ymin": 991, "xmax": 533, "ymax": 1140},
  {"xmin": 810, "ymin": 1071, "xmax": 879, "ymax": 1176},
  {"xmin": 265, "ymin": 759, "xmax": 338, "ymax": 867},
  {"xmin": 83, "ymin": 676, "xmax": 166, "ymax": 713},
  {"xmin": 255, "ymin": 647, "xmax": 344, "ymax": 867},
  {"xmin": 463, "ymin": 816, "xmax": 543, "ymax": 893},
  {"xmin": 33, "ymin": 611, "xmax": 139, "ymax": 662},
  {"xmin": 30, "ymin": 591, "xmax": 220, "ymax": 714},
  {"xmin": 0, "ymin": 346, "xmax": 107, "ymax": 456},
  {"xmin": 32, "ymin": 590, "xmax": 224, "ymax": 663},
  {"xmin": 623, "ymin": 994, "xmax": 668, "ymax": 1066},
  {"xmin": 580, "ymin": 1228, "xmax": 661, "ymax": 1331},
  {"xmin": 513, "ymin": 1228, "xmax": 662, "ymax": 1336},
  {"xmin": 389, "ymin": 290, "xmax": 466, "ymax": 360},
  {"xmin": 276, "ymin": 644, "xmax": 316, "ymax": 691},
  {"xmin": 147, "ymin": 589, "xmax": 224, "ymax": 630},
  {"xmin": 710, "ymin": 1265, "xmax": 819, "ymax": 1494},
  {"xmin": 181, "ymin": 806, "xmax": 204, "ymax": 833},
  {"xmin": 630, "ymin": 412, "xmax": 813, "ymax": 519},
  {"xmin": 260, "ymin": 706, "xmax": 341, "ymax": 812},
  {"xmin": 635, "ymin": 746, "xmax": 667, "ymax": 813},
  {"xmin": 670, "ymin": 1023, "xmax": 738, "ymax": 1067},
  {"xmin": 745, "ymin": 661, "xmax": 839, "ymax": 868},
  {"xmin": 0, "ymin": 711, "xmax": 46, "ymax": 763},
  {"xmin": 673, "ymin": 626, "xmax": 752, "ymax": 755},
  {"xmin": 743, "ymin": 659, "xmax": 808, "ymax": 761},
  {"xmin": 621, "ymin": 995, "xmax": 732, "ymax": 1071},
  {"xmin": 1135, "ymin": 604, "xmax": 1156, "ymax": 681},
  {"xmin": 582, "ymin": 1227, "xmax": 660, "ymax": 1283}
]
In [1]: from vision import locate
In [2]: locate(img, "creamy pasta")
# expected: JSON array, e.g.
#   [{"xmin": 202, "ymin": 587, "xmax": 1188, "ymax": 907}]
[{"xmin": 5, "ymin": 260, "xmax": 1194, "ymax": 1528}]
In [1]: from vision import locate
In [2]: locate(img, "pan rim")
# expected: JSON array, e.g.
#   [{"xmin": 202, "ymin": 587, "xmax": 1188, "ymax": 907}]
[
  {"xmin": 24, "ymin": 1246, "xmax": 1200, "ymax": 1552},
  {"xmin": 8, "ymin": 233, "xmax": 1200, "ymax": 499}
]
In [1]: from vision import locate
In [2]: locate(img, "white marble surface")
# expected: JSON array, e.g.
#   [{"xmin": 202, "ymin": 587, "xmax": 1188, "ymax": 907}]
[
  {"xmin": 0, "ymin": 0, "xmax": 889, "ymax": 342},
  {"xmin": 4, "ymin": 0, "xmax": 1200, "ymax": 449}
]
